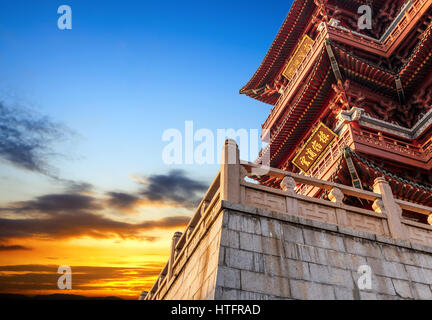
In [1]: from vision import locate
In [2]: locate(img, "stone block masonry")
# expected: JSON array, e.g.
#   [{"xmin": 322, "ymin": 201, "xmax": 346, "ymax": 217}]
[
  {"xmin": 151, "ymin": 208, "xmax": 224, "ymax": 300},
  {"xmin": 148, "ymin": 200, "xmax": 432, "ymax": 300},
  {"xmin": 214, "ymin": 202, "xmax": 432, "ymax": 300}
]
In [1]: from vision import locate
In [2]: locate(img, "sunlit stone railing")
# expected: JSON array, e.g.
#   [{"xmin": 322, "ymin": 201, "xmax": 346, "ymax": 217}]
[{"xmin": 145, "ymin": 139, "xmax": 432, "ymax": 300}]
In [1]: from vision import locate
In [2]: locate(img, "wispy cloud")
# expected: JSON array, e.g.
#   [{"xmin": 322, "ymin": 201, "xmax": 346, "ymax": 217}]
[
  {"xmin": 0, "ymin": 170, "xmax": 209, "ymax": 241},
  {"xmin": 11, "ymin": 193, "xmax": 102, "ymax": 214},
  {"xmin": 0, "ymin": 101, "xmax": 70, "ymax": 175},
  {"xmin": 106, "ymin": 192, "xmax": 141, "ymax": 210},
  {"xmin": 137, "ymin": 170, "xmax": 207, "ymax": 209},
  {"xmin": 0, "ymin": 206, "xmax": 189, "ymax": 241}
]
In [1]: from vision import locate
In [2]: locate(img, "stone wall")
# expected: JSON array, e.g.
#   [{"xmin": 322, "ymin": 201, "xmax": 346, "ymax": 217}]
[
  {"xmin": 157, "ymin": 210, "xmax": 223, "ymax": 300},
  {"xmin": 214, "ymin": 201, "xmax": 432, "ymax": 300}
]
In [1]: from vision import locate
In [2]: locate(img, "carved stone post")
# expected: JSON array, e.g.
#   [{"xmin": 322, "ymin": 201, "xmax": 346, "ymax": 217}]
[
  {"xmin": 328, "ymin": 187, "xmax": 344, "ymax": 204},
  {"xmin": 220, "ymin": 139, "xmax": 241, "ymax": 203},
  {"xmin": 281, "ymin": 176, "xmax": 297, "ymax": 194},
  {"xmin": 201, "ymin": 200, "xmax": 210, "ymax": 215},
  {"xmin": 281, "ymin": 176, "xmax": 298, "ymax": 215},
  {"xmin": 186, "ymin": 226, "xmax": 194, "ymax": 240},
  {"xmin": 373, "ymin": 177, "xmax": 407, "ymax": 241},
  {"xmin": 167, "ymin": 231, "xmax": 182, "ymax": 281},
  {"xmin": 329, "ymin": 187, "xmax": 347, "ymax": 227},
  {"xmin": 139, "ymin": 291, "xmax": 148, "ymax": 300}
]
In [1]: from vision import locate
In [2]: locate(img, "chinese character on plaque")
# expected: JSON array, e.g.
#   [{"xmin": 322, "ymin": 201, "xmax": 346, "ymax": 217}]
[{"xmin": 292, "ymin": 122, "xmax": 338, "ymax": 174}]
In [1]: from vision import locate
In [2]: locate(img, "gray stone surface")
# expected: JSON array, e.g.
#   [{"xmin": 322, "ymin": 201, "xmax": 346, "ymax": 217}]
[
  {"xmin": 155, "ymin": 203, "xmax": 432, "ymax": 300},
  {"xmin": 290, "ymin": 280, "xmax": 335, "ymax": 300},
  {"xmin": 412, "ymin": 282, "xmax": 432, "ymax": 299},
  {"xmin": 392, "ymin": 279, "xmax": 413, "ymax": 299},
  {"xmin": 303, "ymin": 229, "xmax": 346, "ymax": 252},
  {"xmin": 214, "ymin": 208, "xmax": 432, "ymax": 300},
  {"xmin": 220, "ymin": 229, "xmax": 239, "ymax": 249},
  {"xmin": 334, "ymin": 286, "xmax": 355, "ymax": 300},
  {"xmin": 240, "ymin": 270, "xmax": 290, "ymax": 297},
  {"xmin": 225, "ymin": 247, "xmax": 263, "ymax": 272},
  {"xmin": 216, "ymin": 266, "xmax": 241, "ymax": 289}
]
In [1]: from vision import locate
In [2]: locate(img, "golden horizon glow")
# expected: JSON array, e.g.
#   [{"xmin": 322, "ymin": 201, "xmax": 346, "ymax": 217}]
[{"xmin": 0, "ymin": 225, "xmax": 185, "ymax": 299}]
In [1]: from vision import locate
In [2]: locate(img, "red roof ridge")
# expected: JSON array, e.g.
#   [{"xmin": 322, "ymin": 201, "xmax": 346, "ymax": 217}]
[{"xmin": 239, "ymin": 0, "xmax": 315, "ymax": 101}]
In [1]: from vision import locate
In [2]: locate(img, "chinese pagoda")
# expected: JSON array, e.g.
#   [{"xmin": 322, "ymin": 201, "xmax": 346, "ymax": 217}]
[{"xmin": 241, "ymin": 0, "xmax": 432, "ymax": 225}]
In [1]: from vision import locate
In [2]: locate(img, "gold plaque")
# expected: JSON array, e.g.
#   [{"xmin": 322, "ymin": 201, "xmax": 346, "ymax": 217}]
[
  {"xmin": 292, "ymin": 122, "xmax": 338, "ymax": 174},
  {"xmin": 282, "ymin": 35, "xmax": 314, "ymax": 81}
]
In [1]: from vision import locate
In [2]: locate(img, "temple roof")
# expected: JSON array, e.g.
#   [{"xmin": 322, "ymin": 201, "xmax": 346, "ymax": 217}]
[
  {"xmin": 240, "ymin": 0, "xmax": 429, "ymax": 105},
  {"xmin": 239, "ymin": 0, "xmax": 315, "ymax": 104},
  {"xmin": 253, "ymin": 20, "xmax": 432, "ymax": 167},
  {"xmin": 399, "ymin": 21, "xmax": 432, "ymax": 93}
]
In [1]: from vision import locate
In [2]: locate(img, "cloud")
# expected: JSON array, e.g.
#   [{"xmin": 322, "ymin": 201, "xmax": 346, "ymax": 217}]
[
  {"xmin": 12, "ymin": 193, "xmax": 102, "ymax": 214},
  {"xmin": 138, "ymin": 170, "xmax": 207, "ymax": 209},
  {"xmin": 0, "ymin": 192, "xmax": 189, "ymax": 240},
  {"xmin": 104, "ymin": 170, "xmax": 209, "ymax": 211},
  {"xmin": 0, "ymin": 213, "xmax": 189, "ymax": 240},
  {"xmin": 0, "ymin": 101, "xmax": 69, "ymax": 174},
  {"xmin": 63, "ymin": 181, "xmax": 93, "ymax": 193},
  {"xmin": 106, "ymin": 192, "xmax": 140, "ymax": 210},
  {"xmin": 0, "ymin": 170, "xmax": 207, "ymax": 241},
  {"xmin": 0, "ymin": 245, "xmax": 32, "ymax": 251}
]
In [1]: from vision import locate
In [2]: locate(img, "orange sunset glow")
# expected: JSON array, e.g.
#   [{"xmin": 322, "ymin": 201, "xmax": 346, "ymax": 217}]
[
  {"xmin": 0, "ymin": 174, "xmax": 204, "ymax": 299},
  {"xmin": 0, "ymin": 206, "xmax": 194, "ymax": 299}
]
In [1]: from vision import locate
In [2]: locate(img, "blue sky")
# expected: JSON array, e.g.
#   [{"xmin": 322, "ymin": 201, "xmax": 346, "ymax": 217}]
[
  {"xmin": 0, "ymin": 0, "xmax": 293, "ymax": 199},
  {"xmin": 0, "ymin": 0, "xmax": 299, "ymax": 298}
]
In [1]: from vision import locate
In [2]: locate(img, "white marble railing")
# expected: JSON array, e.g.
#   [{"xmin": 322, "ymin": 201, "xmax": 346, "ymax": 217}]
[{"xmin": 239, "ymin": 156, "xmax": 432, "ymax": 248}]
